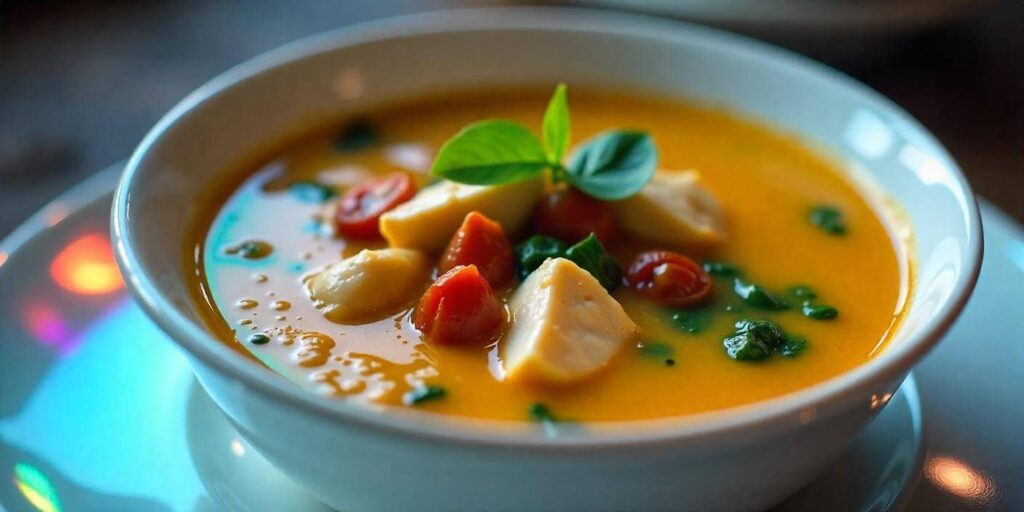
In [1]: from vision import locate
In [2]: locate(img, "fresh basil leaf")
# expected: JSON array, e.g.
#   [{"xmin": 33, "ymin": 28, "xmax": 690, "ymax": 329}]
[
  {"xmin": 565, "ymin": 233, "xmax": 622, "ymax": 292},
  {"xmin": 542, "ymin": 83, "xmax": 570, "ymax": 164},
  {"xmin": 566, "ymin": 130, "xmax": 657, "ymax": 200},
  {"xmin": 431, "ymin": 120, "xmax": 547, "ymax": 185}
]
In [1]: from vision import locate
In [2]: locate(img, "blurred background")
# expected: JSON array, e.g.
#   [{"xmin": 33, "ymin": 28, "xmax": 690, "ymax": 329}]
[{"xmin": 0, "ymin": 0, "xmax": 1021, "ymax": 238}]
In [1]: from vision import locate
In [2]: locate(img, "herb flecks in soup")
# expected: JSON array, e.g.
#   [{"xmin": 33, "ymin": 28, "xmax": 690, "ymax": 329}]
[{"xmin": 196, "ymin": 86, "xmax": 904, "ymax": 421}]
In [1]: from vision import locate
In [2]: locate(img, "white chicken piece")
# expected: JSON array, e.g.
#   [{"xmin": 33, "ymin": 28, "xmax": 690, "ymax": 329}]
[
  {"xmin": 305, "ymin": 248, "xmax": 429, "ymax": 323},
  {"xmin": 379, "ymin": 177, "xmax": 543, "ymax": 253},
  {"xmin": 502, "ymin": 258, "xmax": 638, "ymax": 385},
  {"xmin": 612, "ymin": 170, "xmax": 725, "ymax": 247}
]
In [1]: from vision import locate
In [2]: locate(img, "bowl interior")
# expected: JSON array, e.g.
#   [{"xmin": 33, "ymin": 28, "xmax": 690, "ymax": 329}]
[{"xmin": 115, "ymin": 9, "xmax": 980, "ymax": 440}]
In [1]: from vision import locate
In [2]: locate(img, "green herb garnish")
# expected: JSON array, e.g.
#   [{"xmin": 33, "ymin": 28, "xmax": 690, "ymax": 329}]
[
  {"xmin": 565, "ymin": 233, "xmax": 622, "ymax": 292},
  {"xmin": 543, "ymin": 83, "xmax": 571, "ymax": 164},
  {"xmin": 723, "ymin": 319, "xmax": 787, "ymax": 361},
  {"xmin": 564, "ymin": 130, "xmax": 657, "ymax": 200},
  {"xmin": 528, "ymin": 402, "xmax": 557, "ymax": 423},
  {"xmin": 289, "ymin": 181, "xmax": 335, "ymax": 203},
  {"xmin": 733, "ymin": 279, "xmax": 788, "ymax": 310},
  {"xmin": 638, "ymin": 341, "xmax": 674, "ymax": 359},
  {"xmin": 703, "ymin": 261, "xmax": 741, "ymax": 277},
  {"xmin": 247, "ymin": 333, "xmax": 270, "ymax": 345},
  {"xmin": 723, "ymin": 320, "xmax": 809, "ymax": 361},
  {"xmin": 514, "ymin": 235, "xmax": 569, "ymax": 281},
  {"xmin": 671, "ymin": 307, "xmax": 713, "ymax": 334},
  {"xmin": 404, "ymin": 385, "xmax": 446, "ymax": 405},
  {"xmin": 432, "ymin": 84, "xmax": 657, "ymax": 201},
  {"xmin": 789, "ymin": 285, "xmax": 818, "ymax": 300},
  {"xmin": 225, "ymin": 240, "xmax": 273, "ymax": 260},
  {"xmin": 809, "ymin": 205, "xmax": 846, "ymax": 235},
  {"xmin": 778, "ymin": 336, "xmax": 808, "ymax": 357},
  {"xmin": 802, "ymin": 303, "xmax": 839, "ymax": 320},
  {"xmin": 334, "ymin": 118, "xmax": 378, "ymax": 152}
]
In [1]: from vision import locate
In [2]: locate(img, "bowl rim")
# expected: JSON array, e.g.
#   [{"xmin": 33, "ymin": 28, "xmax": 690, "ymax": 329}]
[{"xmin": 112, "ymin": 6, "xmax": 983, "ymax": 449}]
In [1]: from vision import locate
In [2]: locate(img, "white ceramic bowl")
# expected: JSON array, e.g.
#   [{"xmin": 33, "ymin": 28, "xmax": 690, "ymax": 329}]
[{"xmin": 112, "ymin": 8, "xmax": 982, "ymax": 511}]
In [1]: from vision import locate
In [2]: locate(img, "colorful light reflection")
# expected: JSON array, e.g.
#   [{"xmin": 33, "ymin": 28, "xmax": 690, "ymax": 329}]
[
  {"xmin": 49, "ymin": 234, "xmax": 122, "ymax": 295},
  {"xmin": 13, "ymin": 462, "xmax": 63, "ymax": 512},
  {"xmin": 24, "ymin": 301, "xmax": 75, "ymax": 354},
  {"xmin": 925, "ymin": 455, "xmax": 996, "ymax": 504}
]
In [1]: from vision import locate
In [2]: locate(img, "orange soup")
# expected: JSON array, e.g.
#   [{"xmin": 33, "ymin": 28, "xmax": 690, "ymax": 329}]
[{"xmin": 192, "ymin": 88, "xmax": 905, "ymax": 422}]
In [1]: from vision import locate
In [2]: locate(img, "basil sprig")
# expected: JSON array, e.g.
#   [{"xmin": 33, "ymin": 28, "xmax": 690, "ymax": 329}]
[{"xmin": 431, "ymin": 84, "xmax": 657, "ymax": 201}]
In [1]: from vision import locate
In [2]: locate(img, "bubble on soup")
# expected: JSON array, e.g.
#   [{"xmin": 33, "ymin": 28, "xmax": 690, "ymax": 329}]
[{"xmin": 293, "ymin": 332, "xmax": 336, "ymax": 368}]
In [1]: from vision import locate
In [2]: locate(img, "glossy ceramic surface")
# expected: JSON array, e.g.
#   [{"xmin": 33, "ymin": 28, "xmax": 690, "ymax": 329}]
[
  {"xmin": 2, "ymin": 168, "xmax": 1021, "ymax": 510},
  {"xmin": 111, "ymin": 8, "xmax": 981, "ymax": 511}
]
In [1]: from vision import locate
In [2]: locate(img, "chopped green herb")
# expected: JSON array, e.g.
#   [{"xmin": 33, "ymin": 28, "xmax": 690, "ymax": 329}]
[
  {"xmin": 334, "ymin": 118, "xmax": 378, "ymax": 152},
  {"xmin": 665, "ymin": 358, "xmax": 676, "ymax": 367},
  {"xmin": 565, "ymin": 233, "xmax": 622, "ymax": 292},
  {"xmin": 703, "ymin": 261, "xmax": 741, "ymax": 277},
  {"xmin": 723, "ymin": 319, "xmax": 788, "ymax": 361},
  {"xmin": 779, "ymin": 336, "xmax": 808, "ymax": 357},
  {"xmin": 670, "ymin": 307, "xmax": 713, "ymax": 334},
  {"xmin": 789, "ymin": 285, "xmax": 818, "ymax": 300},
  {"xmin": 225, "ymin": 240, "xmax": 273, "ymax": 260},
  {"xmin": 515, "ymin": 235, "xmax": 569, "ymax": 281},
  {"xmin": 404, "ymin": 385, "xmax": 446, "ymax": 405},
  {"xmin": 247, "ymin": 333, "xmax": 270, "ymax": 345},
  {"xmin": 802, "ymin": 303, "xmax": 839, "ymax": 320},
  {"xmin": 809, "ymin": 205, "xmax": 846, "ymax": 235},
  {"xmin": 733, "ymin": 279, "xmax": 788, "ymax": 310},
  {"xmin": 638, "ymin": 341, "xmax": 673, "ymax": 359},
  {"xmin": 431, "ymin": 84, "xmax": 656, "ymax": 201},
  {"xmin": 528, "ymin": 402, "xmax": 557, "ymax": 423},
  {"xmin": 289, "ymin": 181, "xmax": 335, "ymax": 203}
]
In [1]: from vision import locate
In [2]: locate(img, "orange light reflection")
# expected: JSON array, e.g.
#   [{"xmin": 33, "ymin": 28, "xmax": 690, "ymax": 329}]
[
  {"xmin": 925, "ymin": 455, "xmax": 996, "ymax": 503},
  {"xmin": 50, "ymin": 233, "xmax": 123, "ymax": 295}
]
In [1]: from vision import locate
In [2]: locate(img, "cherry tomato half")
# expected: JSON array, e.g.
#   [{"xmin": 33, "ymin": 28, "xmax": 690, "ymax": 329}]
[
  {"xmin": 626, "ymin": 250, "xmax": 713, "ymax": 307},
  {"xmin": 532, "ymin": 187, "xmax": 617, "ymax": 245},
  {"xmin": 439, "ymin": 212, "xmax": 515, "ymax": 288},
  {"xmin": 333, "ymin": 172, "xmax": 416, "ymax": 238},
  {"xmin": 414, "ymin": 265, "xmax": 504, "ymax": 345}
]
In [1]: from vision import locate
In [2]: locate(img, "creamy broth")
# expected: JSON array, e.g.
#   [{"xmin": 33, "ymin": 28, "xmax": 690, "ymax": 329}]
[{"xmin": 193, "ymin": 89, "xmax": 905, "ymax": 421}]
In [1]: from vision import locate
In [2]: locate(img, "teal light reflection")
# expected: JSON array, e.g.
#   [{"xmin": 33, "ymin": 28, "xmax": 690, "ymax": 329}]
[{"xmin": 0, "ymin": 298, "xmax": 203, "ymax": 510}]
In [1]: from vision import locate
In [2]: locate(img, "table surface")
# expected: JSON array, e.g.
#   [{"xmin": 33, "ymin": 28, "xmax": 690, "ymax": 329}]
[{"xmin": 1, "ymin": 0, "xmax": 1021, "ymax": 238}]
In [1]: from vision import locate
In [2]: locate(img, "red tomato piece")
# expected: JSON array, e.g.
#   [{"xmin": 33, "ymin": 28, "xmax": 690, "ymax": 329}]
[
  {"xmin": 532, "ymin": 187, "xmax": 617, "ymax": 245},
  {"xmin": 333, "ymin": 173, "xmax": 416, "ymax": 238},
  {"xmin": 626, "ymin": 250, "xmax": 713, "ymax": 307},
  {"xmin": 414, "ymin": 265, "xmax": 504, "ymax": 345},
  {"xmin": 439, "ymin": 212, "xmax": 515, "ymax": 287}
]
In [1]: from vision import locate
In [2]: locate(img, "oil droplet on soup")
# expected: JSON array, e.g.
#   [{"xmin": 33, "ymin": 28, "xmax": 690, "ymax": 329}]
[{"xmin": 193, "ymin": 89, "xmax": 905, "ymax": 421}]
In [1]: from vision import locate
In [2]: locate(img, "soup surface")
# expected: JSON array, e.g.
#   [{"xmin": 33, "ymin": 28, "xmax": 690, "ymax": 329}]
[{"xmin": 194, "ymin": 89, "xmax": 905, "ymax": 422}]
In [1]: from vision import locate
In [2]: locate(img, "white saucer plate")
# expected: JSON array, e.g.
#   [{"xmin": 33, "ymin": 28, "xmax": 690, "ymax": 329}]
[{"xmin": 0, "ymin": 166, "xmax": 1018, "ymax": 511}]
